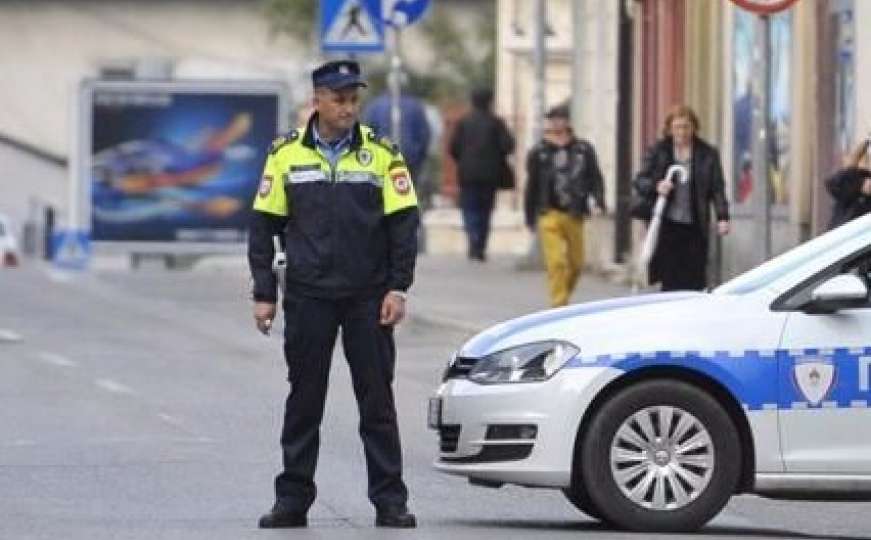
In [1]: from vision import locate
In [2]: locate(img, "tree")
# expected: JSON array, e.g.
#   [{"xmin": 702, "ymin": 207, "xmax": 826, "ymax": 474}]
[
  {"xmin": 259, "ymin": 0, "xmax": 496, "ymax": 103},
  {"xmin": 262, "ymin": 0, "xmax": 317, "ymax": 47}
]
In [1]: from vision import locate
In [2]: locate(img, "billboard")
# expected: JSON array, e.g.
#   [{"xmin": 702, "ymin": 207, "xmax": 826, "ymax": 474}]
[{"xmin": 81, "ymin": 81, "xmax": 287, "ymax": 247}]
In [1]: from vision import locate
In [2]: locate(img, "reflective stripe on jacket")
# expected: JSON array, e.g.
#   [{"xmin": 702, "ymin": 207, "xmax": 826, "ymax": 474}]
[{"xmin": 248, "ymin": 114, "xmax": 419, "ymax": 301}]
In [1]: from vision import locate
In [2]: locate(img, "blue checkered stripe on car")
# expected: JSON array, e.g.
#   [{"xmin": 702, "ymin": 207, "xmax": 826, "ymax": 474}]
[{"xmin": 566, "ymin": 347, "xmax": 871, "ymax": 411}]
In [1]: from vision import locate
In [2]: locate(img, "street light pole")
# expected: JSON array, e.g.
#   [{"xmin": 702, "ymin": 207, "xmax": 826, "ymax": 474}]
[{"xmin": 751, "ymin": 14, "xmax": 772, "ymax": 263}]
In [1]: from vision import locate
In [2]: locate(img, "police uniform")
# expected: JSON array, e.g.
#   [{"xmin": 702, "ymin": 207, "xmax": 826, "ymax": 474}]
[{"xmin": 248, "ymin": 61, "xmax": 419, "ymax": 527}]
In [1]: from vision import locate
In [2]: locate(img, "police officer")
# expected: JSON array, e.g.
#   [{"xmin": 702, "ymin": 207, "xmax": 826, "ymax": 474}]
[
  {"xmin": 248, "ymin": 60, "xmax": 419, "ymax": 529},
  {"xmin": 524, "ymin": 106, "xmax": 605, "ymax": 307}
]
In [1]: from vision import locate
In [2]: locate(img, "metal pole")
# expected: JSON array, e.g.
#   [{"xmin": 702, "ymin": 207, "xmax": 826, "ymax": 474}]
[
  {"xmin": 389, "ymin": 26, "xmax": 403, "ymax": 147},
  {"xmin": 614, "ymin": 0, "xmax": 633, "ymax": 264},
  {"xmin": 69, "ymin": 83, "xmax": 81, "ymax": 232},
  {"xmin": 516, "ymin": 0, "xmax": 547, "ymax": 271},
  {"xmin": 570, "ymin": 0, "xmax": 584, "ymax": 136},
  {"xmin": 532, "ymin": 0, "xmax": 546, "ymax": 143},
  {"xmin": 751, "ymin": 14, "xmax": 772, "ymax": 263}
]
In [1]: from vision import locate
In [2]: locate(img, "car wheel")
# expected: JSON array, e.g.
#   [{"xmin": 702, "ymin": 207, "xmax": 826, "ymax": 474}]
[
  {"xmin": 580, "ymin": 379, "xmax": 740, "ymax": 532},
  {"xmin": 561, "ymin": 486, "xmax": 604, "ymax": 521}
]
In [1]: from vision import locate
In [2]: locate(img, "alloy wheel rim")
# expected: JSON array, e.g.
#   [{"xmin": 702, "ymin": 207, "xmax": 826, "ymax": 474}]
[{"xmin": 609, "ymin": 405, "xmax": 715, "ymax": 511}]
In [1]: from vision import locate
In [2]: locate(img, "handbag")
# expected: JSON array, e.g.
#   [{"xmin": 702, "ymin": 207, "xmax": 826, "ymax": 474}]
[
  {"xmin": 630, "ymin": 192, "xmax": 654, "ymax": 221},
  {"xmin": 497, "ymin": 159, "xmax": 516, "ymax": 190}
]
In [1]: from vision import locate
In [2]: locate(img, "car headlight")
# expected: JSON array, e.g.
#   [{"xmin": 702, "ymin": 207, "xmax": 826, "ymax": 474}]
[{"xmin": 468, "ymin": 340, "xmax": 580, "ymax": 384}]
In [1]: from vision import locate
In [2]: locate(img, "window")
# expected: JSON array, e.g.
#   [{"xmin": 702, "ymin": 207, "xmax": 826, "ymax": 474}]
[
  {"xmin": 731, "ymin": 9, "xmax": 793, "ymax": 206},
  {"xmin": 776, "ymin": 249, "xmax": 871, "ymax": 311},
  {"xmin": 714, "ymin": 217, "xmax": 870, "ymax": 295}
]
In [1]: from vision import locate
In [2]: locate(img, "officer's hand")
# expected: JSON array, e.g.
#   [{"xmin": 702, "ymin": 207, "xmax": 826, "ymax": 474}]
[
  {"xmin": 254, "ymin": 302, "xmax": 277, "ymax": 335},
  {"xmin": 717, "ymin": 220, "xmax": 731, "ymax": 236},
  {"xmin": 863, "ymin": 178, "xmax": 871, "ymax": 196},
  {"xmin": 380, "ymin": 292, "xmax": 406, "ymax": 326}
]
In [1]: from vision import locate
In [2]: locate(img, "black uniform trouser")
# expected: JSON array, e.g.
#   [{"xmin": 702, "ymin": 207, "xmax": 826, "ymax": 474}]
[{"xmin": 274, "ymin": 291, "xmax": 408, "ymax": 513}]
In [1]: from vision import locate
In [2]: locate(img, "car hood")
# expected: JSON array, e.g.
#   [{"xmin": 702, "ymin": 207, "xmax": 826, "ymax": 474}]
[{"xmin": 459, "ymin": 291, "xmax": 708, "ymax": 358}]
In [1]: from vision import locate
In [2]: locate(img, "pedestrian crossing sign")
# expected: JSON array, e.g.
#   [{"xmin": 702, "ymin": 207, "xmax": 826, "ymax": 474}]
[
  {"xmin": 320, "ymin": 0, "xmax": 384, "ymax": 53},
  {"xmin": 52, "ymin": 229, "xmax": 90, "ymax": 270}
]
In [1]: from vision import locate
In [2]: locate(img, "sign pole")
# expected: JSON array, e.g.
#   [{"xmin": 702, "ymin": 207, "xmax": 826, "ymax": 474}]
[
  {"xmin": 389, "ymin": 24, "xmax": 403, "ymax": 147},
  {"xmin": 751, "ymin": 14, "xmax": 772, "ymax": 263}
]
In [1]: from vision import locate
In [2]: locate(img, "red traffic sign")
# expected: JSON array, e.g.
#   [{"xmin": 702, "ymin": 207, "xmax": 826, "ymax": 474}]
[{"xmin": 730, "ymin": 0, "xmax": 798, "ymax": 15}]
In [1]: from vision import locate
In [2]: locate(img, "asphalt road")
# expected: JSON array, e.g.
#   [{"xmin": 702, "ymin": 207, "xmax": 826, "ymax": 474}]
[{"xmin": 1, "ymin": 263, "xmax": 871, "ymax": 540}]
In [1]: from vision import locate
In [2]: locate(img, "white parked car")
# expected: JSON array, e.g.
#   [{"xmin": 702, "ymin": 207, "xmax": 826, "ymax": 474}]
[
  {"xmin": 429, "ymin": 213, "xmax": 871, "ymax": 532},
  {"xmin": 0, "ymin": 213, "xmax": 19, "ymax": 268}
]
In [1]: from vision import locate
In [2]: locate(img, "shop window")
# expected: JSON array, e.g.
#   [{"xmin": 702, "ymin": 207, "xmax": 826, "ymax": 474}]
[{"xmin": 731, "ymin": 9, "xmax": 793, "ymax": 206}]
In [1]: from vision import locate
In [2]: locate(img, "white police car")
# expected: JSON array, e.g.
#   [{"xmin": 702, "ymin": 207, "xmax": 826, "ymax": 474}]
[{"xmin": 429, "ymin": 213, "xmax": 871, "ymax": 532}]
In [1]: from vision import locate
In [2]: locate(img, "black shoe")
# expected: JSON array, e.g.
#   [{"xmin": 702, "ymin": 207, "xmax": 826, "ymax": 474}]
[
  {"xmin": 258, "ymin": 506, "xmax": 307, "ymax": 528},
  {"xmin": 375, "ymin": 506, "xmax": 417, "ymax": 528}
]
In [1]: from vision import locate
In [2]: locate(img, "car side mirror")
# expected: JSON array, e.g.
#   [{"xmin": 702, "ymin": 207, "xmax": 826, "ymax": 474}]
[{"xmin": 802, "ymin": 274, "xmax": 869, "ymax": 314}]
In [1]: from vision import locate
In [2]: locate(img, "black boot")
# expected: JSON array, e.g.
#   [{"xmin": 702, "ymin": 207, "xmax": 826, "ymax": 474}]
[
  {"xmin": 258, "ymin": 505, "xmax": 307, "ymax": 528},
  {"xmin": 375, "ymin": 505, "xmax": 417, "ymax": 528}
]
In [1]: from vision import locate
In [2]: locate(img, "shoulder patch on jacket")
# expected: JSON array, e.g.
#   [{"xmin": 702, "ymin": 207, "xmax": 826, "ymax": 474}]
[
  {"xmin": 269, "ymin": 130, "xmax": 298, "ymax": 154},
  {"xmin": 388, "ymin": 159, "xmax": 407, "ymax": 171},
  {"xmin": 374, "ymin": 135, "xmax": 400, "ymax": 156}
]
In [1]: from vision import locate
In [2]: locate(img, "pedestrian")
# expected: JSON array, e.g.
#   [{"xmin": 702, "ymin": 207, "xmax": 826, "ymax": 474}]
[
  {"xmin": 632, "ymin": 105, "xmax": 730, "ymax": 291},
  {"xmin": 362, "ymin": 90, "xmax": 431, "ymax": 192},
  {"xmin": 363, "ymin": 88, "xmax": 433, "ymax": 254},
  {"xmin": 248, "ymin": 60, "xmax": 419, "ymax": 529},
  {"xmin": 524, "ymin": 106, "xmax": 605, "ymax": 307},
  {"xmin": 826, "ymin": 137, "xmax": 871, "ymax": 230},
  {"xmin": 449, "ymin": 87, "xmax": 515, "ymax": 262}
]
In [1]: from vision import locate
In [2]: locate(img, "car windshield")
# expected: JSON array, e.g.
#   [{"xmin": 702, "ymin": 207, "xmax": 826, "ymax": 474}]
[{"xmin": 714, "ymin": 215, "xmax": 871, "ymax": 295}]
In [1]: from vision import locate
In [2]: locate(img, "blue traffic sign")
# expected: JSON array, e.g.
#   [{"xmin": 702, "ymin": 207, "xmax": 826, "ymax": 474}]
[
  {"xmin": 52, "ymin": 229, "xmax": 90, "ymax": 270},
  {"xmin": 387, "ymin": 0, "xmax": 430, "ymax": 27},
  {"xmin": 320, "ymin": 0, "xmax": 384, "ymax": 54}
]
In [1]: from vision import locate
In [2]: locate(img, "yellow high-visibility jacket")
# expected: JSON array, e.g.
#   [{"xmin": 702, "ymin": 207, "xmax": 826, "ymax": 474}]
[{"xmin": 249, "ymin": 115, "xmax": 419, "ymax": 301}]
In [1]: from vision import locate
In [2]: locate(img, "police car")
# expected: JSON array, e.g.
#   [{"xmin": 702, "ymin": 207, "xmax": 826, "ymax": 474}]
[{"xmin": 429, "ymin": 213, "xmax": 871, "ymax": 532}]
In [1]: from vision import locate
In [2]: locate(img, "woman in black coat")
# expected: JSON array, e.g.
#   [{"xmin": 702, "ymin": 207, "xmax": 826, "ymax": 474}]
[{"xmin": 633, "ymin": 105, "xmax": 731, "ymax": 291}]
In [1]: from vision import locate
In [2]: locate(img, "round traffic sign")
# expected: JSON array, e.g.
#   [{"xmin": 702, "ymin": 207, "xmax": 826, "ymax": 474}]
[
  {"xmin": 729, "ymin": 0, "xmax": 798, "ymax": 15},
  {"xmin": 386, "ymin": 0, "xmax": 430, "ymax": 27}
]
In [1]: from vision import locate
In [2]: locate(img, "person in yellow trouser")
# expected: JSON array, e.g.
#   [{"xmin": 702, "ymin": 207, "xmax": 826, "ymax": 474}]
[
  {"xmin": 537, "ymin": 210, "xmax": 585, "ymax": 306},
  {"xmin": 524, "ymin": 106, "xmax": 606, "ymax": 307}
]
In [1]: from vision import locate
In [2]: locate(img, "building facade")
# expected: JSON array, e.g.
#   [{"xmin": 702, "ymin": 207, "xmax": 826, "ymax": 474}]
[{"xmin": 495, "ymin": 0, "xmax": 864, "ymax": 282}]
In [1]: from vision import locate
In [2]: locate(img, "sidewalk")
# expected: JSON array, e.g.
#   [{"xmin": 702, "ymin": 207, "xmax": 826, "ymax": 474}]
[{"xmin": 409, "ymin": 254, "xmax": 635, "ymax": 333}]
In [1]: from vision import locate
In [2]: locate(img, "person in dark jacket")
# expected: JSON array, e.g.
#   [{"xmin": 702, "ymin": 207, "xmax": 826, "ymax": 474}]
[
  {"xmin": 826, "ymin": 138, "xmax": 871, "ymax": 230},
  {"xmin": 633, "ymin": 105, "xmax": 730, "ymax": 291},
  {"xmin": 449, "ymin": 88, "xmax": 515, "ymax": 261},
  {"xmin": 524, "ymin": 106, "xmax": 606, "ymax": 306},
  {"xmin": 362, "ymin": 92, "xmax": 431, "ymax": 188}
]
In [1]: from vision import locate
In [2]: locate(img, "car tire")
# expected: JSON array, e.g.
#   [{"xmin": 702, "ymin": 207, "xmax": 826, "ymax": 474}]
[
  {"xmin": 580, "ymin": 379, "xmax": 740, "ymax": 532},
  {"xmin": 562, "ymin": 486, "xmax": 604, "ymax": 521}
]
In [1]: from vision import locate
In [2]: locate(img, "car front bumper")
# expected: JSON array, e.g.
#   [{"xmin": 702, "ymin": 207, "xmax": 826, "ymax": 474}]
[{"xmin": 430, "ymin": 365, "xmax": 619, "ymax": 488}]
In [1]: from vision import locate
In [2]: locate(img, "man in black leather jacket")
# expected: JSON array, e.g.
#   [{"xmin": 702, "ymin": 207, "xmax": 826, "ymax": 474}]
[{"xmin": 524, "ymin": 107, "xmax": 605, "ymax": 306}]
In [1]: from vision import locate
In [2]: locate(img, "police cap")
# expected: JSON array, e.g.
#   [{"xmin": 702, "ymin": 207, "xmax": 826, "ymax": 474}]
[{"xmin": 312, "ymin": 60, "xmax": 368, "ymax": 90}]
